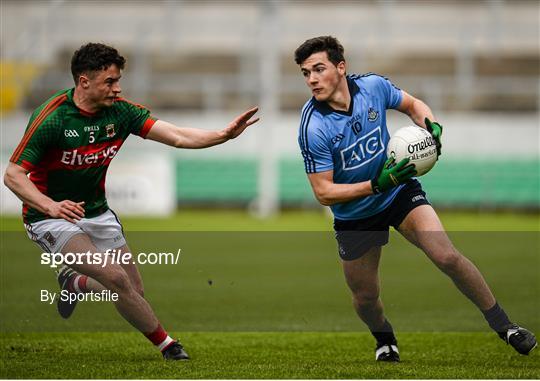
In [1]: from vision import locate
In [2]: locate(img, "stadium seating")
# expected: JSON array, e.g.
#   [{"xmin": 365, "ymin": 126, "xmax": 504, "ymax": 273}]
[
  {"xmin": 6, "ymin": 1, "xmax": 536, "ymax": 114},
  {"xmin": 2, "ymin": 1, "xmax": 538, "ymax": 211}
]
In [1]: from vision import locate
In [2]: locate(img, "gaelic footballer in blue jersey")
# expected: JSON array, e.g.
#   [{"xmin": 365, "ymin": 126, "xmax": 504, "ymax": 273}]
[{"xmin": 294, "ymin": 36, "xmax": 537, "ymax": 361}]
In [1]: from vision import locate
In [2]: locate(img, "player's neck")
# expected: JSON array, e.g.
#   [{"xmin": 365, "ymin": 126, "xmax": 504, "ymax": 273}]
[
  {"xmin": 326, "ymin": 79, "xmax": 350, "ymax": 112},
  {"xmin": 73, "ymin": 88, "xmax": 99, "ymax": 114}
]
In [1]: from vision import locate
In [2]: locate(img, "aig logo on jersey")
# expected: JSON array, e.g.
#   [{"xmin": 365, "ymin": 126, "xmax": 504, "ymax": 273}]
[
  {"xmin": 340, "ymin": 126, "xmax": 384, "ymax": 171},
  {"xmin": 64, "ymin": 129, "xmax": 79, "ymax": 138},
  {"xmin": 105, "ymin": 124, "xmax": 116, "ymax": 138}
]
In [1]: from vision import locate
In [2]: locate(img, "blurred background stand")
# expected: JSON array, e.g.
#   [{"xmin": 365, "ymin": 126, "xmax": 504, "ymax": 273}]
[{"xmin": 1, "ymin": 0, "xmax": 538, "ymax": 216}]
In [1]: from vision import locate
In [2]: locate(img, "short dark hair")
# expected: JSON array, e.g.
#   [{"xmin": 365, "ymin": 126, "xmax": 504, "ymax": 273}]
[
  {"xmin": 71, "ymin": 43, "xmax": 126, "ymax": 83},
  {"xmin": 294, "ymin": 36, "xmax": 345, "ymax": 66}
]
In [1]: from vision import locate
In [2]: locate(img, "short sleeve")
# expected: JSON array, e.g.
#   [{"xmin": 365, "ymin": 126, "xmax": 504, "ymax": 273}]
[
  {"xmin": 298, "ymin": 110, "xmax": 333, "ymax": 174},
  {"xmin": 375, "ymin": 75, "xmax": 403, "ymax": 109},
  {"xmin": 117, "ymin": 99, "xmax": 157, "ymax": 138},
  {"xmin": 10, "ymin": 115, "xmax": 60, "ymax": 172}
]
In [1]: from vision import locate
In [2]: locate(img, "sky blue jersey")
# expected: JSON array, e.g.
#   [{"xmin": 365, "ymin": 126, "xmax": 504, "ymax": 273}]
[{"xmin": 298, "ymin": 73, "xmax": 404, "ymax": 220}]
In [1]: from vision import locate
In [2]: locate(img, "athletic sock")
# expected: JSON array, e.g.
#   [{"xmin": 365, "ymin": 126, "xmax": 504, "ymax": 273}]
[
  {"xmin": 482, "ymin": 302, "xmax": 512, "ymax": 333},
  {"xmin": 66, "ymin": 274, "xmax": 89, "ymax": 293},
  {"xmin": 371, "ymin": 319, "xmax": 397, "ymax": 345},
  {"xmin": 145, "ymin": 323, "xmax": 175, "ymax": 352}
]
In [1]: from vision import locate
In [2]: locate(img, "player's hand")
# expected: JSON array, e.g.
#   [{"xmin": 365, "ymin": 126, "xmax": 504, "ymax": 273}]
[
  {"xmin": 46, "ymin": 200, "xmax": 85, "ymax": 223},
  {"xmin": 425, "ymin": 117, "xmax": 443, "ymax": 159},
  {"xmin": 221, "ymin": 107, "xmax": 260, "ymax": 140},
  {"xmin": 371, "ymin": 157, "xmax": 416, "ymax": 194}
]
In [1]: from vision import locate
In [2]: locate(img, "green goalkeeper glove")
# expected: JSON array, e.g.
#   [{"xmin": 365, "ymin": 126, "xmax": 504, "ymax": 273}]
[
  {"xmin": 371, "ymin": 157, "xmax": 417, "ymax": 194},
  {"xmin": 425, "ymin": 117, "xmax": 443, "ymax": 159}
]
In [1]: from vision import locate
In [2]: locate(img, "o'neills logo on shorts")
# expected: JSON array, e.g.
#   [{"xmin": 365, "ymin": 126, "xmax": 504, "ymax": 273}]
[
  {"xmin": 407, "ymin": 136, "xmax": 435, "ymax": 154},
  {"xmin": 60, "ymin": 145, "xmax": 119, "ymax": 167}
]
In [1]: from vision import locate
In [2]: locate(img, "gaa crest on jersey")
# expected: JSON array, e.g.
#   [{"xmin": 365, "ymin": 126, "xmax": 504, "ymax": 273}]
[
  {"xmin": 367, "ymin": 107, "xmax": 379, "ymax": 122},
  {"xmin": 105, "ymin": 124, "xmax": 116, "ymax": 138},
  {"xmin": 64, "ymin": 129, "xmax": 80, "ymax": 138}
]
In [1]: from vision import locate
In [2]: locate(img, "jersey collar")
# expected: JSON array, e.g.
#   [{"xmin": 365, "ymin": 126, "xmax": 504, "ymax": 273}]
[
  {"xmin": 312, "ymin": 75, "xmax": 359, "ymax": 117},
  {"xmin": 67, "ymin": 88, "xmax": 100, "ymax": 117}
]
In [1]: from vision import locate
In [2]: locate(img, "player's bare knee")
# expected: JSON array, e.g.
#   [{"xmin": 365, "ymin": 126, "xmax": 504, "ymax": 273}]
[
  {"xmin": 352, "ymin": 290, "xmax": 379, "ymax": 308},
  {"xmin": 435, "ymin": 251, "xmax": 462, "ymax": 274},
  {"xmin": 103, "ymin": 268, "xmax": 132, "ymax": 294},
  {"xmin": 135, "ymin": 284, "xmax": 144, "ymax": 297},
  {"xmin": 128, "ymin": 277, "xmax": 144, "ymax": 296}
]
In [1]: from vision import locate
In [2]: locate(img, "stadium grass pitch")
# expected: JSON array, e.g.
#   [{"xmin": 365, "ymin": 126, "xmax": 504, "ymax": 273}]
[
  {"xmin": 2, "ymin": 209, "xmax": 539, "ymax": 232},
  {"xmin": 1, "ymin": 210, "xmax": 538, "ymax": 378},
  {"xmin": 1, "ymin": 332, "xmax": 539, "ymax": 379}
]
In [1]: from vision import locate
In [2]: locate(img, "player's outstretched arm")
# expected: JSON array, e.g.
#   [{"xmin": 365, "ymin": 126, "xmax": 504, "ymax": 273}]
[
  {"xmin": 3, "ymin": 162, "xmax": 85, "ymax": 223},
  {"xmin": 146, "ymin": 107, "xmax": 260, "ymax": 149}
]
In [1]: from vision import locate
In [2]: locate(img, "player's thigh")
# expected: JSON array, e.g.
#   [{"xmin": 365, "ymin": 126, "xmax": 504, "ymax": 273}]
[
  {"xmin": 342, "ymin": 245, "xmax": 383, "ymax": 298},
  {"xmin": 62, "ymin": 233, "xmax": 131, "ymax": 291},
  {"xmin": 397, "ymin": 204, "xmax": 456, "ymax": 261},
  {"xmin": 117, "ymin": 244, "xmax": 144, "ymax": 295},
  {"xmin": 76, "ymin": 210, "xmax": 142, "ymax": 291},
  {"xmin": 79, "ymin": 209, "xmax": 127, "ymax": 253},
  {"xmin": 25, "ymin": 218, "xmax": 84, "ymax": 254}
]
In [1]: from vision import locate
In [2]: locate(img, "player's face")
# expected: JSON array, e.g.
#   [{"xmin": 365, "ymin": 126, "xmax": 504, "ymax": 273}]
[
  {"xmin": 83, "ymin": 64, "xmax": 122, "ymax": 109},
  {"xmin": 299, "ymin": 52, "xmax": 346, "ymax": 102}
]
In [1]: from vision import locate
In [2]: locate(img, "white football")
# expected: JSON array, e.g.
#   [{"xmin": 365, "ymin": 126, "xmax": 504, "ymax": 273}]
[{"xmin": 387, "ymin": 126, "xmax": 437, "ymax": 176}]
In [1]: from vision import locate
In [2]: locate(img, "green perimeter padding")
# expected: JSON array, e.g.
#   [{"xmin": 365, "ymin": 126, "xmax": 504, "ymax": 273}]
[{"xmin": 176, "ymin": 158, "xmax": 539, "ymax": 207}]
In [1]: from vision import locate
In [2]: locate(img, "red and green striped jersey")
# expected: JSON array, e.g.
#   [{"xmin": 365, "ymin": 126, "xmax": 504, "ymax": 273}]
[{"xmin": 10, "ymin": 88, "xmax": 156, "ymax": 223}]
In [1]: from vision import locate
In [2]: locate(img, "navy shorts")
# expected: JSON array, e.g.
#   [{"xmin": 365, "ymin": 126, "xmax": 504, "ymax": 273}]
[{"xmin": 333, "ymin": 179, "xmax": 430, "ymax": 261}]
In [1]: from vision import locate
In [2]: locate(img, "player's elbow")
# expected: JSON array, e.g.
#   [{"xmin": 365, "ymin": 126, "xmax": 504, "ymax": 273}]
[
  {"xmin": 3, "ymin": 166, "xmax": 16, "ymax": 191},
  {"xmin": 171, "ymin": 130, "xmax": 186, "ymax": 148},
  {"xmin": 173, "ymin": 138, "xmax": 184, "ymax": 149},
  {"xmin": 318, "ymin": 198, "xmax": 333, "ymax": 206},
  {"xmin": 173, "ymin": 135, "xmax": 197, "ymax": 149},
  {"xmin": 4, "ymin": 164, "xmax": 26, "ymax": 192},
  {"xmin": 319, "ymin": 197, "xmax": 338, "ymax": 206},
  {"xmin": 313, "ymin": 189, "xmax": 335, "ymax": 206}
]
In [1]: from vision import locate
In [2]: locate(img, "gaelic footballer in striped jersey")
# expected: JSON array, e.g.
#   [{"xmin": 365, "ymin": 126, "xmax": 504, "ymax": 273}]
[
  {"xmin": 9, "ymin": 87, "xmax": 155, "ymax": 224},
  {"xmin": 295, "ymin": 36, "xmax": 536, "ymax": 361},
  {"xmin": 4, "ymin": 42, "xmax": 259, "ymax": 361}
]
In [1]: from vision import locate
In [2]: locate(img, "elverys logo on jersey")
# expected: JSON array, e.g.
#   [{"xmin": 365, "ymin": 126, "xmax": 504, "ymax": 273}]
[
  {"xmin": 340, "ymin": 126, "xmax": 384, "ymax": 171},
  {"xmin": 60, "ymin": 145, "xmax": 119, "ymax": 166}
]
